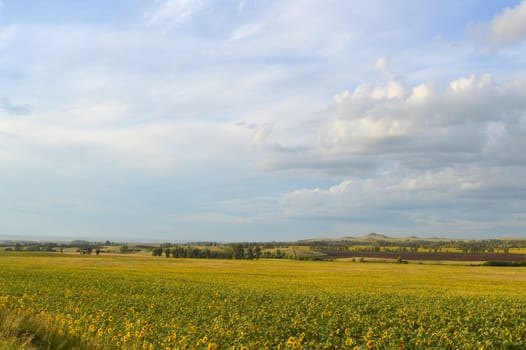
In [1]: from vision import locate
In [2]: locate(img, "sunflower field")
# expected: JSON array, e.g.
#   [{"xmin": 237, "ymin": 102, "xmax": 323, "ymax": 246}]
[{"xmin": 0, "ymin": 253, "xmax": 525, "ymax": 349}]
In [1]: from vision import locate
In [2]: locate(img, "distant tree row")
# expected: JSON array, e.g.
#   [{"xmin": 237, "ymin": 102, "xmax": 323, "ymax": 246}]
[
  {"xmin": 78, "ymin": 247, "xmax": 101, "ymax": 255},
  {"xmin": 5, "ymin": 242, "xmax": 57, "ymax": 252},
  {"xmin": 484, "ymin": 260, "xmax": 526, "ymax": 266},
  {"xmin": 306, "ymin": 239, "xmax": 525, "ymax": 254},
  {"xmin": 2, "ymin": 240, "xmax": 140, "ymax": 255},
  {"xmin": 152, "ymin": 244, "xmax": 288, "ymax": 260}
]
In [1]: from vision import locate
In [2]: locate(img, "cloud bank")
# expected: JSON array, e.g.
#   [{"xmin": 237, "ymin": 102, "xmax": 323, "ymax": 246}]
[{"xmin": 264, "ymin": 72, "xmax": 526, "ymax": 236}]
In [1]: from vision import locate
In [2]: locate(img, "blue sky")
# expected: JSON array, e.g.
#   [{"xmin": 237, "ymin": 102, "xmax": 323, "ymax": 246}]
[{"xmin": 1, "ymin": 0, "xmax": 526, "ymax": 241}]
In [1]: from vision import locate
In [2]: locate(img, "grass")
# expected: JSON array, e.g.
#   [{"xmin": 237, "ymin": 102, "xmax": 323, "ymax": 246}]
[{"xmin": 0, "ymin": 307, "xmax": 102, "ymax": 350}]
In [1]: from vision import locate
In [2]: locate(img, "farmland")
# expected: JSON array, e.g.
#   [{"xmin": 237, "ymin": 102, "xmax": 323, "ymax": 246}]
[{"xmin": 0, "ymin": 253, "xmax": 525, "ymax": 349}]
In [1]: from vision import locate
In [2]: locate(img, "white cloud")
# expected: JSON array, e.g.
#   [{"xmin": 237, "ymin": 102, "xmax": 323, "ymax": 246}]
[
  {"xmin": 448, "ymin": 73, "xmax": 492, "ymax": 93},
  {"xmin": 261, "ymin": 76, "xmax": 520, "ymax": 174},
  {"xmin": 469, "ymin": 0, "xmax": 526, "ymax": 49},
  {"xmin": 145, "ymin": 0, "xmax": 207, "ymax": 27},
  {"xmin": 408, "ymin": 82, "xmax": 435, "ymax": 103},
  {"xmin": 488, "ymin": 0, "xmax": 526, "ymax": 48},
  {"xmin": 223, "ymin": 1, "xmax": 359, "ymax": 59},
  {"xmin": 280, "ymin": 179, "xmax": 354, "ymax": 218},
  {"xmin": 334, "ymin": 77, "xmax": 408, "ymax": 103},
  {"xmin": 261, "ymin": 72, "xmax": 526, "ymax": 231},
  {"xmin": 387, "ymin": 168, "xmax": 485, "ymax": 193},
  {"xmin": 314, "ymin": 74, "xmax": 526, "ymax": 160}
]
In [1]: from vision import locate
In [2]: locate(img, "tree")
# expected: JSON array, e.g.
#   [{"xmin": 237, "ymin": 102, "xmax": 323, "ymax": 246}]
[
  {"xmin": 232, "ymin": 244, "xmax": 245, "ymax": 259},
  {"xmin": 246, "ymin": 247, "xmax": 254, "ymax": 260}
]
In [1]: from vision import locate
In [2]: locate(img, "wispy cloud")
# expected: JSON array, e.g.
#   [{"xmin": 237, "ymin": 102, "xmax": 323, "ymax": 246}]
[{"xmin": 144, "ymin": 0, "xmax": 208, "ymax": 28}]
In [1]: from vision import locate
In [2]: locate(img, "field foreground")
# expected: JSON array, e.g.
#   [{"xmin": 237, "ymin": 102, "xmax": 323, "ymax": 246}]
[{"xmin": 0, "ymin": 254, "xmax": 525, "ymax": 349}]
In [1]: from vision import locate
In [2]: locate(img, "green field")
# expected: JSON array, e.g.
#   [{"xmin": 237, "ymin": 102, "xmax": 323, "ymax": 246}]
[{"xmin": 0, "ymin": 253, "xmax": 525, "ymax": 349}]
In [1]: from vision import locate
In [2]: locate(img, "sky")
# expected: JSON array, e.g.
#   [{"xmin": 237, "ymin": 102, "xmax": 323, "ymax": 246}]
[{"xmin": 1, "ymin": 0, "xmax": 526, "ymax": 242}]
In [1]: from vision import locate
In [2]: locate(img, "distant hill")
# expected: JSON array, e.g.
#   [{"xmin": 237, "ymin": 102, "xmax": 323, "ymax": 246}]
[
  {"xmin": 300, "ymin": 233, "xmax": 526, "ymax": 244},
  {"xmin": 299, "ymin": 233, "xmax": 392, "ymax": 243},
  {"xmin": 299, "ymin": 233, "xmax": 462, "ymax": 244},
  {"xmin": 357, "ymin": 232, "xmax": 390, "ymax": 240}
]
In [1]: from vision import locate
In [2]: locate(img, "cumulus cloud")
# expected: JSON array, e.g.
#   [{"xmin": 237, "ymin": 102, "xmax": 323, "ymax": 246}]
[
  {"xmin": 266, "ymin": 72, "xmax": 526, "ymax": 233},
  {"xmin": 318, "ymin": 74, "xmax": 526, "ymax": 160},
  {"xmin": 488, "ymin": 0, "xmax": 526, "ymax": 48},
  {"xmin": 258, "ymin": 72, "xmax": 526, "ymax": 177},
  {"xmin": 470, "ymin": 0, "xmax": 526, "ymax": 48}
]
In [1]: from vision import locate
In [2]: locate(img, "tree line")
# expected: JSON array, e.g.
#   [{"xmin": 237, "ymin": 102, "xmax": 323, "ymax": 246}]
[
  {"xmin": 152, "ymin": 244, "xmax": 288, "ymax": 260},
  {"xmin": 305, "ymin": 239, "xmax": 526, "ymax": 254}
]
